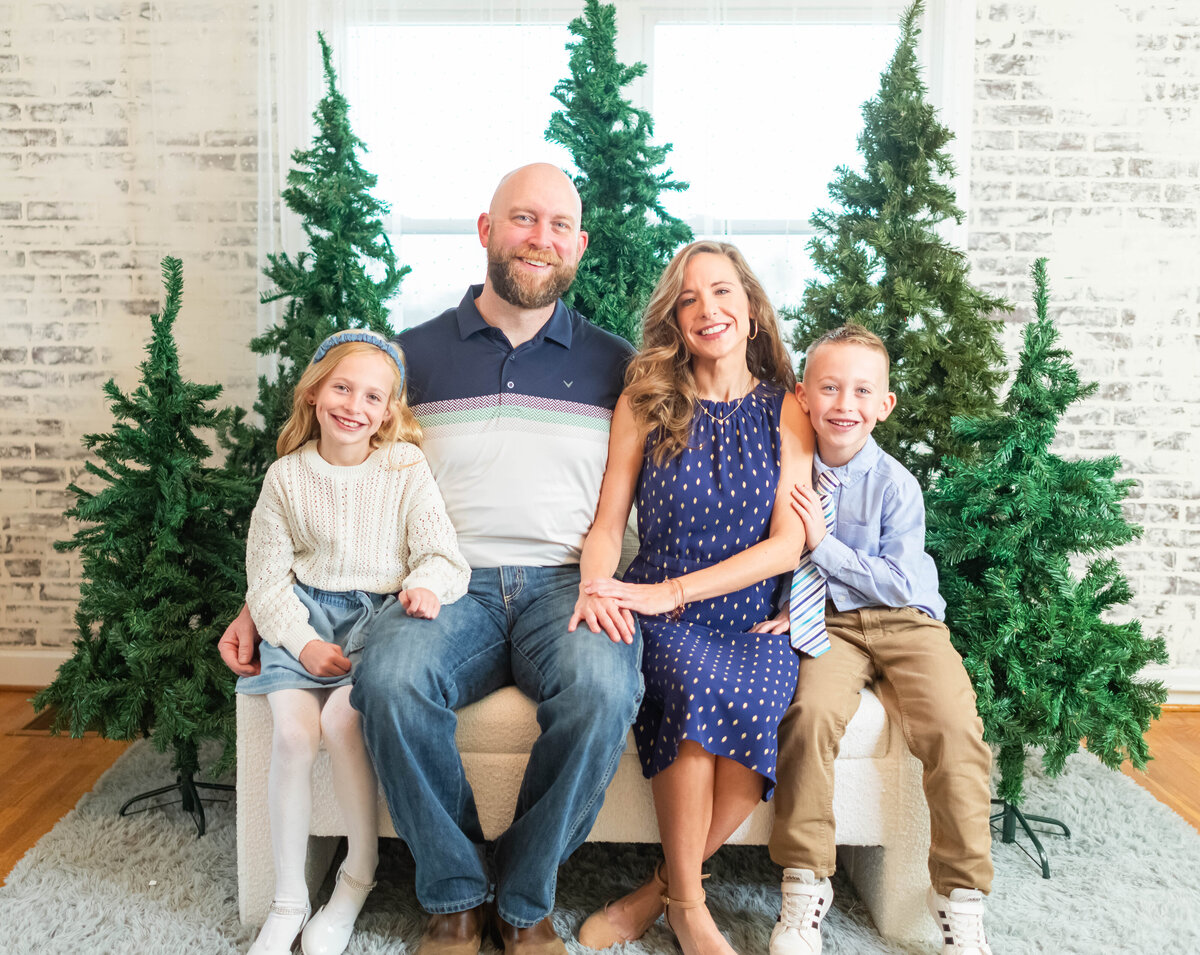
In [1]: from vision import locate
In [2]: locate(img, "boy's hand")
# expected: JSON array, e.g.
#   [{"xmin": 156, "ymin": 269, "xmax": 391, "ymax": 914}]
[
  {"xmin": 400, "ymin": 587, "xmax": 440, "ymax": 619},
  {"xmin": 298, "ymin": 639, "xmax": 351, "ymax": 678},
  {"xmin": 791, "ymin": 483, "xmax": 828, "ymax": 551},
  {"xmin": 750, "ymin": 604, "xmax": 791, "ymax": 635}
]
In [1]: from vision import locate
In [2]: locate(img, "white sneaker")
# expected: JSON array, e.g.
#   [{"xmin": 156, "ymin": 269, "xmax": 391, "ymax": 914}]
[
  {"xmin": 769, "ymin": 868, "xmax": 833, "ymax": 955},
  {"xmin": 248, "ymin": 899, "xmax": 311, "ymax": 955},
  {"xmin": 927, "ymin": 888, "xmax": 992, "ymax": 954}
]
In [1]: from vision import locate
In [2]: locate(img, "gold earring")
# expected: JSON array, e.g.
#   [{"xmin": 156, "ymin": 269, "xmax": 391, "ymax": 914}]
[{"xmin": 748, "ymin": 318, "xmax": 759, "ymax": 341}]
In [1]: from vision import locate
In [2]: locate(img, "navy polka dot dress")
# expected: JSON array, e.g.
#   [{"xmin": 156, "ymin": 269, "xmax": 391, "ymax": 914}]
[{"xmin": 627, "ymin": 381, "xmax": 799, "ymax": 799}]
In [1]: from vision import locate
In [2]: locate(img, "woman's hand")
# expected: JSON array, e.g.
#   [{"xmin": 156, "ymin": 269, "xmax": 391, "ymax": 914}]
[
  {"xmin": 400, "ymin": 587, "xmax": 441, "ymax": 619},
  {"xmin": 298, "ymin": 639, "xmax": 352, "ymax": 678},
  {"xmin": 583, "ymin": 577, "xmax": 678, "ymax": 617},
  {"xmin": 568, "ymin": 588, "xmax": 637, "ymax": 644}
]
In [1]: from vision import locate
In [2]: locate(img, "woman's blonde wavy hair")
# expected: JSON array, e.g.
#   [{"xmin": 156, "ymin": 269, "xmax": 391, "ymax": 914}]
[
  {"xmin": 275, "ymin": 339, "xmax": 422, "ymax": 461},
  {"xmin": 625, "ymin": 240, "xmax": 796, "ymax": 465}
]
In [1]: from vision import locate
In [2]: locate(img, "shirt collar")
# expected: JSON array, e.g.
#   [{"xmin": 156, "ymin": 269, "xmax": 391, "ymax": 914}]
[
  {"xmin": 453, "ymin": 284, "xmax": 573, "ymax": 349},
  {"xmin": 813, "ymin": 435, "xmax": 881, "ymax": 488}
]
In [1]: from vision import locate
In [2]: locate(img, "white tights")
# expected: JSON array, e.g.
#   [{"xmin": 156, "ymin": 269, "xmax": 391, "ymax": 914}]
[{"xmin": 266, "ymin": 686, "xmax": 379, "ymax": 905}]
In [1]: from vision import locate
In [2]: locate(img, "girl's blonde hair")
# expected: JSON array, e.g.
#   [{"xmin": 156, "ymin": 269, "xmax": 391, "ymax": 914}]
[
  {"xmin": 625, "ymin": 240, "xmax": 796, "ymax": 464},
  {"xmin": 275, "ymin": 338, "xmax": 422, "ymax": 459}
]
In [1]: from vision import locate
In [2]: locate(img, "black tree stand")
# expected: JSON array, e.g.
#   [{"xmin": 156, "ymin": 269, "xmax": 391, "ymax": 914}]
[
  {"xmin": 990, "ymin": 798, "xmax": 1071, "ymax": 879},
  {"xmin": 119, "ymin": 773, "xmax": 234, "ymax": 837}
]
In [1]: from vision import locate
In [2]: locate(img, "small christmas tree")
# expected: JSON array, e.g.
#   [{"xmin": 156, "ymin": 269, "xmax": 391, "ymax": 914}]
[
  {"xmin": 546, "ymin": 0, "xmax": 692, "ymax": 344},
  {"xmin": 224, "ymin": 32, "xmax": 407, "ymax": 480},
  {"xmin": 787, "ymin": 0, "xmax": 1010, "ymax": 484},
  {"xmin": 928, "ymin": 258, "xmax": 1167, "ymax": 814},
  {"xmin": 35, "ymin": 257, "xmax": 256, "ymax": 834}
]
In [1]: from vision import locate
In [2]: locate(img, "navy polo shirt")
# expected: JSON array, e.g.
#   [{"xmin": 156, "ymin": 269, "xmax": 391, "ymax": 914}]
[{"xmin": 398, "ymin": 285, "xmax": 634, "ymax": 567}]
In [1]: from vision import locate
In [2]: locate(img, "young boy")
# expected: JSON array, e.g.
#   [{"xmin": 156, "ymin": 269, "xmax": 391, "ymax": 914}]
[{"xmin": 769, "ymin": 323, "xmax": 994, "ymax": 955}]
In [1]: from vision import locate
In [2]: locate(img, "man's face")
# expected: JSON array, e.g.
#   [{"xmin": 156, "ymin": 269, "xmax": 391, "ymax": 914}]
[{"xmin": 480, "ymin": 165, "xmax": 588, "ymax": 310}]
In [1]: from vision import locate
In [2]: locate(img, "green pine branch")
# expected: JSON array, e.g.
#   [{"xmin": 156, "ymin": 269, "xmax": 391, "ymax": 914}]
[
  {"xmin": 546, "ymin": 0, "xmax": 692, "ymax": 343},
  {"xmin": 928, "ymin": 257, "xmax": 1167, "ymax": 806},
  {"xmin": 35, "ymin": 257, "xmax": 257, "ymax": 780},
  {"xmin": 786, "ymin": 0, "xmax": 1010, "ymax": 484},
  {"xmin": 222, "ymin": 31, "xmax": 409, "ymax": 486}
]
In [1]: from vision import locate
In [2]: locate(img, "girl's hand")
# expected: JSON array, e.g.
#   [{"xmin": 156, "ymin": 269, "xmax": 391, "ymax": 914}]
[
  {"xmin": 583, "ymin": 578, "xmax": 677, "ymax": 617},
  {"xmin": 400, "ymin": 587, "xmax": 440, "ymax": 619},
  {"xmin": 568, "ymin": 588, "xmax": 637, "ymax": 644},
  {"xmin": 298, "ymin": 639, "xmax": 352, "ymax": 677},
  {"xmin": 790, "ymin": 483, "xmax": 828, "ymax": 551},
  {"xmin": 749, "ymin": 605, "xmax": 791, "ymax": 635}
]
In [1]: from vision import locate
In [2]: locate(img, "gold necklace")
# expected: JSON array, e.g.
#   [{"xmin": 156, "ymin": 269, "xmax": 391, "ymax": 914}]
[{"xmin": 698, "ymin": 378, "xmax": 756, "ymax": 425}]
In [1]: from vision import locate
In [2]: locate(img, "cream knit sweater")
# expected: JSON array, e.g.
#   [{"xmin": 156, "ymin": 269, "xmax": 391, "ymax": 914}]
[{"xmin": 245, "ymin": 440, "xmax": 471, "ymax": 658}]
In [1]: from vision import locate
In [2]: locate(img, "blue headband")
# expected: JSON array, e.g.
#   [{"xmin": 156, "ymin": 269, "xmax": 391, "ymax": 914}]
[{"xmin": 310, "ymin": 330, "xmax": 405, "ymax": 389}]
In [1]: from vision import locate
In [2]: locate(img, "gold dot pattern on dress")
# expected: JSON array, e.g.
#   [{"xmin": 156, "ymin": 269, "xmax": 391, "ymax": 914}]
[{"xmin": 627, "ymin": 382, "xmax": 799, "ymax": 799}]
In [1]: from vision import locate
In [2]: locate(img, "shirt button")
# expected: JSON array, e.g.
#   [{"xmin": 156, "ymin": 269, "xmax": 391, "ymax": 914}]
[{"xmin": 507, "ymin": 381, "xmax": 514, "ymax": 388}]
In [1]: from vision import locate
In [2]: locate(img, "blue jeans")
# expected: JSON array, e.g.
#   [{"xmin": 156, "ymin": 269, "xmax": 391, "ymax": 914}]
[{"xmin": 349, "ymin": 565, "xmax": 643, "ymax": 927}]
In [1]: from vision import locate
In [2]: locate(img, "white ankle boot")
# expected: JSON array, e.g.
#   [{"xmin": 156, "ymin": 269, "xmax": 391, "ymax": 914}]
[
  {"xmin": 301, "ymin": 864, "xmax": 377, "ymax": 955},
  {"xmin": 248, "ymin": 899, "xmax": 311, "ymax": 955},
  {"xmin": 769, "ymin": 868, "xmax": 833, "ymax": 955}
]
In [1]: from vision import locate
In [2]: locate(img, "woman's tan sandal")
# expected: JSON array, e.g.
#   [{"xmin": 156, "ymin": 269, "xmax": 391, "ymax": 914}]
[{"xmin": 578, "ymin": 861, "xmax": 669, "ymax": 949}]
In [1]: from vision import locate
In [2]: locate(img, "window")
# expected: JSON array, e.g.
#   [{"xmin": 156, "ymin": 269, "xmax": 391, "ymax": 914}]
[{"xmin": 325, "ymin": 2, "xmax": 968, "ymax": 329}]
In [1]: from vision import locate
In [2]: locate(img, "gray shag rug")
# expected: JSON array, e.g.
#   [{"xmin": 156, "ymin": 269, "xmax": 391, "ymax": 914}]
[{"xmin": 2, "ymin": 741, "xmax": 1199, "ymax": 954}]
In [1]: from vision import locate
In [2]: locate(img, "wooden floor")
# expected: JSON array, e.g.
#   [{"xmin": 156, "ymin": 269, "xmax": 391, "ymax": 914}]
[{"xmin": 1, "ymin": 689, "xmax": 1198, "ymax": 884}]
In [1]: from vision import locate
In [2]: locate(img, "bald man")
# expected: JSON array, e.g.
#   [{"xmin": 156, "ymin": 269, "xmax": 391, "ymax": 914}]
[{"xmin": 221, "ymin": 164, "xmax": 643, "ymax": 955}]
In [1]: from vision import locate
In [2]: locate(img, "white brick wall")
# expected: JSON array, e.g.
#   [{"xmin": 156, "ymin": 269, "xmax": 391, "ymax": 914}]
[
  {"xmin": 0, "ymin": 1, "xmax": 260, "ymax": 680},
  {"xmin": 1, "ymin": 1, "xmax": 1197, "ymax": 695},
  {"xmin": 972, "ymin": 2, "xmax": 1200, "ymax": 688}
]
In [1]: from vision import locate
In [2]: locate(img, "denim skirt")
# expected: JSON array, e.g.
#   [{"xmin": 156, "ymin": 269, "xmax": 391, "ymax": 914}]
[{"xmin": 236, "ymin": 582, "xmax": 398, "ymax": 695}]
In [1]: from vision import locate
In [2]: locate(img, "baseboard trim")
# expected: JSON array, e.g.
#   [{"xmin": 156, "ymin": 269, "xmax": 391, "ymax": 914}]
[
  {"xmin": 0, "ymin": 649, "xmax": 70, "ymax": 688},
  {"xmin": 1148, "ymin": 666, "xmax": 1200, "ymax": 706}
]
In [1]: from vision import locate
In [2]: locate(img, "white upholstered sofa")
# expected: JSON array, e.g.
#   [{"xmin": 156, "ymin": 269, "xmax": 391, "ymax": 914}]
[{"xmin": 236, "ymin": 683, "xmax": 931, "ymax": 941}]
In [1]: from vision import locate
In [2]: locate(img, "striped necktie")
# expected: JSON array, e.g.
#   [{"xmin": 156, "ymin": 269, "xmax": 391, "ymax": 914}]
[{"xmin": 788, "ymin": 469, "xmax": 841, "ymax": 657}]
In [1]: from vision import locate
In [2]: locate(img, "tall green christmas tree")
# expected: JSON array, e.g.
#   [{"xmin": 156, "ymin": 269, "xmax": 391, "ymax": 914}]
[
  {"xmin": 787, "ymin": 0, "xmax": 1010, "ymax": 484},
  {"xmin": 546, "ymin": 0, "xmax": 692, "ymax": 344},
  {"xmin": 35, "ymin": 257, "xmax": 256, "ymax": 832},
  {"xmin": 927, "ymin": 258, "xmax": 1167, "ymax": 810},
  {"xmin": 224, "ymin": 32, "xmax": 407, "ymax": 480}
]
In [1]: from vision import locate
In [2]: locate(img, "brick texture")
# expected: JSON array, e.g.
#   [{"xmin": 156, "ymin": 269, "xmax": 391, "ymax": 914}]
[
  {"xmin": 0, "ymin": 2, "xmax": 260, "ymax": 655},
  {"xmin": 973, "ymin": 2, "xmax": 1200, "ymax": 672}
]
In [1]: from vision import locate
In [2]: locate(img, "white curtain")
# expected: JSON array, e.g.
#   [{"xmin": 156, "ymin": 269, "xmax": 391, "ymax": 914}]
[{"xmin": 256, "ymin": 0, "xmax": 975, "ymax": 331}]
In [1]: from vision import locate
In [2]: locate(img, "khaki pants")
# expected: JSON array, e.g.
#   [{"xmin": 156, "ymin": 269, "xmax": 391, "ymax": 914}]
[{"xmin": 769, "ymin": 604, "xmax": 994, "ymax": 895}]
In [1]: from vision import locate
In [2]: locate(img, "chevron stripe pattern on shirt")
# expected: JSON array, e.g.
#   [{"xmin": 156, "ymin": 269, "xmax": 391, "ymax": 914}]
[{"xmin": 789, "ymin": 470, "xmax": 841, "ymax": 656}]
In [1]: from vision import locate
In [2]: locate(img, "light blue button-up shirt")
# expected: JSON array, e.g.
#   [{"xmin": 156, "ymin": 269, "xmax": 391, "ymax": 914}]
[{"xmin": 807, "ymin": 436, "xmax": 946, "ymax": 620}]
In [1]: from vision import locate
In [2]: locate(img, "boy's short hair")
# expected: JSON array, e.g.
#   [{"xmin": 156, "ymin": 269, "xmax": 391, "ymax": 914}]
[{"xmin": 804, "ymin": 322, "xmax": 891, "ymax": 383}]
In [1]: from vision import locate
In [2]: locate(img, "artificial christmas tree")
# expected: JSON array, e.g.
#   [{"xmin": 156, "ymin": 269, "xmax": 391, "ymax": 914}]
[
  {"xmin": 223, "ymin": 32, "xmax": 407, "ymax": 481},
  {"xmin": 787, "ymin": 0, "xmax": 1009, "ymax": 484},
  {"xmin": 928, "ymin": 258, "xmax": 1167, "ymax": 874},
  {"xmin": 35, "ymin": 257, "xmax": 256, "ymax": 835},
  {"xmin": 546, "ymin": 0, "xmax": 692, "ymax": 344}
]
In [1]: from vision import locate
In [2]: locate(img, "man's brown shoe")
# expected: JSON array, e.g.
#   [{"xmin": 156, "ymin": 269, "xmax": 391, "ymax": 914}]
[
  {"xmin": 415, "ymin": 905, "xmax": 487, "ymax": 955},
  {"xmin": 495, "ymin": 915, "xmax": 568, "ymax": 955}
]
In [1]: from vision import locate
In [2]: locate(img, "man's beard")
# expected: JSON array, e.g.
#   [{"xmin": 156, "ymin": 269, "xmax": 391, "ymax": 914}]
[{"xmin": 487, "ymin": 244, "xmax": 579, "ymax": 310}]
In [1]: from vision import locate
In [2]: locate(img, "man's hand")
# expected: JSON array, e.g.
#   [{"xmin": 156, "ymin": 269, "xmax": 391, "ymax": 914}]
[
  {"xmin": 218, "ymin": 604, "xmax": 262, "ymax": 677},
  {"xmin": 298, "ymin": 639, "xmax": 352, "ymax": 678},
  {"xmin": 400, "ymin": 587, "xmax": 441, "ymax": 620},
  {"xmin": 568, "ymin": 587, "xmax": 637, "ymax": 644},
  {"xmin": 790, "ymin": 484, "xmax": 828, "ymax": 552}
]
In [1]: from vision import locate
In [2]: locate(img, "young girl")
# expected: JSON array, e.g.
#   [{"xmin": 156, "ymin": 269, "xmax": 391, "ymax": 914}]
[{"xmin": 237, "ymin": 329, "xmax": 470, "ymax": 955}]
